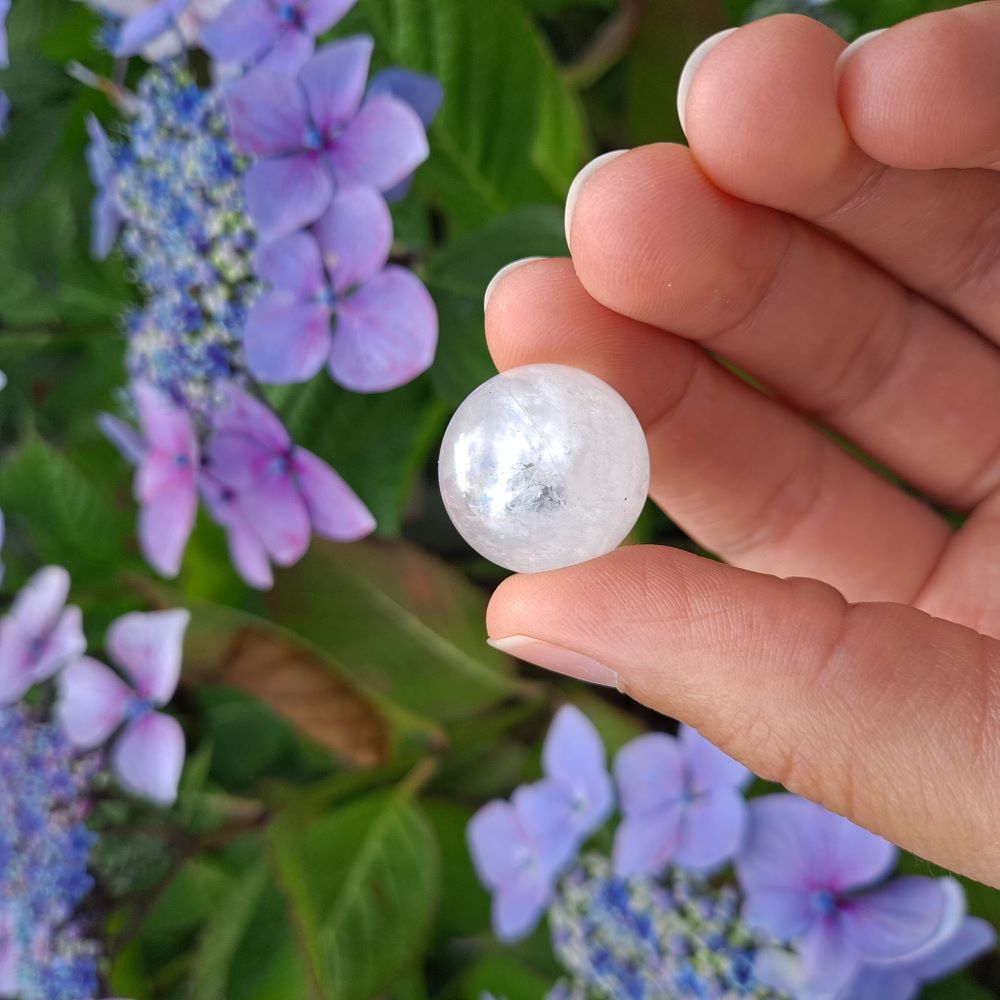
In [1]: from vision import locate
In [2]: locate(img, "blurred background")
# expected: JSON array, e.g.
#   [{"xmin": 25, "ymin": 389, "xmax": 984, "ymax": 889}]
[{"xmin": 0, "ymin": 0, "xmax": 990, "ymax": 998}]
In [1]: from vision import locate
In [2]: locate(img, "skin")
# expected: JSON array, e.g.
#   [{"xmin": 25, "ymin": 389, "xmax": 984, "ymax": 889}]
[{"xmin": 483, "ymin": 3, "xmax": 1000, "ymax": 887}]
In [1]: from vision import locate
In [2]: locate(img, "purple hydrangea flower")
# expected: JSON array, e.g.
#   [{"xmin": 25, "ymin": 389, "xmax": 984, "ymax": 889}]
[
  {"xmin": 736, "ymin": 794, "xmax": 963, "ymax": 997},
  {"xmin": 0, "ymin": 567, "xmax": 86, "ymax": 705},
  {"xmin": 0, "ymin": 0, "xmax": 10, "ymax": 68},
  {"xmin": 131, "ymin": 382, "xmax": 199, "ymax": 579},
  {"xmin": 367, "ymin": 68, "xmax": 443, "ymax": 201},
  {"xmin": 468, "ymin": 783, "xmax": 578, "ymax": 942},
  {"xmin": 539, "ymin": 704, "xmax": 614, "ymax": 845},
  {"xmin": 224, "ymin": 35, "xmax": 429, "ymax": 241},
  {"xmin": 111, "ymin": 0, "xmax": 228, "ymax": 59},
  {"xmin": 201, "ymin": 0, "xmax": 357, "ymax": 75},
  {"xmin": 244, "ymin": 188, "xmax": 437, "ymax": 390},
  {"xmin": 56, "ymin": 609, "xmax": 189, "ymax": 805},
  {"xmin": 0, "ymin": 707, "xmax": 102, "ymax": 1000},
  {"xmin": 843, "ymin": 914, "xmax": 995, "ymax": 999},
  {"xmin": 613, "ymin": 725, "xmax": 751, "ymax": 878},
  {"xmin": 205, "ymin": 382, "xmax": 375, "ymax": 572},
  {"xmin": 467, "ymin": 706, "xmax": 613, "ymax": 942},
  {"xmin": 84, "ymin": 114, "xmax": 123, "ymax": 260}
]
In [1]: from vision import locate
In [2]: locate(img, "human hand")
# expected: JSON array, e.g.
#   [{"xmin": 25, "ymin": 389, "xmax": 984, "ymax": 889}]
[{"xmin": 483, "ymin": 4, "xmax": 1000, "ymax": 888}]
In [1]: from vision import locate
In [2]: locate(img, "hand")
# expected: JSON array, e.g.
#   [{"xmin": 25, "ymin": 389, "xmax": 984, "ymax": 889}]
[{"xmin": 483, "ymin": 4, "xmax": 1000, "ymax": 888}]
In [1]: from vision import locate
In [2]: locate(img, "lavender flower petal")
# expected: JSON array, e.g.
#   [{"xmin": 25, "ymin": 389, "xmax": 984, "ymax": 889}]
[
  {"xmin": 298, "ymin": 35, "xmax": 373, "ymax": 136},
  {"xmin": 245, "ymin": 154, "xmax": 333, "ymax": 242},
  {"xmin": 329, "ymin": 265, "xmax": 438, "ymax": 392},
  {"xmin": 291, "ymin": 447, "xmax": 375, "ymax": 540},
  {"xmin": 314, "ymin": 186, "xmax": 393, "ymax": 294},
  {"xmin": 326, "ymin": 94, "xmax": 429, "ymax": 191},
  {"xmin": 225, "ymin": 69, "xmax": 308, "ymax": 156},
  {"xmin": 56, "ymin": 656, "xmax": 131, "ymax": 749},
  {"xmin": 244, "ymin": 293, "xmax": 331, "ymax": 383},
  {"xmin": 111, "ymin": 710, "xmax": 185, "ymax": 806},
  {"xmin": 106, "ymin": 609, "xmax": 189, "ymax": 705}
]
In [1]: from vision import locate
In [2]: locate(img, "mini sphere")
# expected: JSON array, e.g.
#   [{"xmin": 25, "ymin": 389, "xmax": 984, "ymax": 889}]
[{"xmin": 438, "ymin": 363, "xmax": 650, "ymax": 573}]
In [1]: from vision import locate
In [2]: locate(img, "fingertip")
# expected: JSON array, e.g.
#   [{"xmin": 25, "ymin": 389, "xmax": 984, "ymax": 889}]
[
  {"xmin": 482, "ymin": 256, "xmax": 548, "ymax": 313},
  {"xmin": 676, "ymin": 27, "xmax": 739, "ymax": 136},
  {"xmin": 564, "ymin": 149, "xmax": 629, "ymax": 250}
]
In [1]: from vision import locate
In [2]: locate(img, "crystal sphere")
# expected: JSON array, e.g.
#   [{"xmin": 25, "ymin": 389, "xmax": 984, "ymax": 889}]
[{"xmin": 438, "ymin": 363, "xmax": 650, "ymax": 573}]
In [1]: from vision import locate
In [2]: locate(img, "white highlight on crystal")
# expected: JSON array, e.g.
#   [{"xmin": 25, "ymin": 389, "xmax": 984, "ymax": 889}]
[
  {"xmin": 676, "ymin": 27, "xmax": 738, "ymax": 135},
  {"xmin": 438, "ymin": 364, "xmax": 650, "ymax": 574}
]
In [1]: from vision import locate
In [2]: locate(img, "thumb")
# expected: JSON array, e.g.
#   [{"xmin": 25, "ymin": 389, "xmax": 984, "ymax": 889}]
[{"xmin": 486, "ymin": 545, "xmax": 1000, "ymax": 886}]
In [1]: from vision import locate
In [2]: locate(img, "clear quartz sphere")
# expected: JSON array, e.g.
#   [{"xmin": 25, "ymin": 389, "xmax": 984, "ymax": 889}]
[{"xmin": 438, "ymin": 363, "xmax": 650, "ymax": 573}]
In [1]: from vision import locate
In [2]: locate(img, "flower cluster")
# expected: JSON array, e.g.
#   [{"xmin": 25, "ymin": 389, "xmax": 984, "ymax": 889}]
[
  {"xmin": 468, "ymin": 709, "xmax": 996, "ymax": 999},
  {"xmin": 0, "ymin": 707, "xmax": 101, "ymax": 1000},
  {"xmin": 88, "ymin": 1, "xmax": 441, "ymax": 588},
  {"xmin": 549, "ymin": 854, "xmax": 780, "ymax": 999},
  {"xmin": 0, "ymin": 542, "xmax": 189, "ymax": 997}
]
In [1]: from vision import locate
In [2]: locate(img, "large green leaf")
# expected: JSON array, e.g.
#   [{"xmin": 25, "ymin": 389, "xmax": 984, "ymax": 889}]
[
  {"xmin": 0, "ymin": 436, "xmax": 132, "ymax": 580},
  {"xmin": 425, "ymin": 205, "xmax": 568, "ymax": 404},
  {"xmin": 266, "ymin": 538, "xmax": 521, "ymax": 722},
  {"xmin": 357, "ymin": 0, "xmax": 588, "ymax": 227},
  {"xmin": 188, "ymin": 862, "xmax": 270, "ymax": 1000},
  {"xmin": 269, "ymin": 788, "xmax": 440, "ymax": 1000}
]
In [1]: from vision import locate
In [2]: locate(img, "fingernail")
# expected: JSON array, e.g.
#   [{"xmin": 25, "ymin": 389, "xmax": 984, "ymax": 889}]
[
  {"xmin": 488, "ymin": 635, "xmax": 619, "ymax": 688},
  {"xmin": 834, "ymin": 29, "xmax": 886, "ymax": 84},
  {"xmin": 676, "ymin": 28, "xmax": 738, "ymax": 135},
  {"xmin": 564, "ymin": 149, "xmax": 629, "ymax": 251},
  {"xmin": 483, "ymin": 256, "xmax": 548, "ymax": 312}
]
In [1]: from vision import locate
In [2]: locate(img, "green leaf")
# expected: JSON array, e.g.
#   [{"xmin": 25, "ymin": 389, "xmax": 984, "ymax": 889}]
[
  {"xmin": 424, "ymin": 799, "xmax": 491, "ymax": 944},
  {"xmin": 0, "ymin": 436, "xmax": 131, "ymax": 578},
  {"xmin": 357, "ymin": 0, "xmax": 587, "ymax": 227},
  {"xmin": 269, "ymin": 788, "xmax": 440, "ymax": 1000},
  {"xmin": 425, "ymin": 205, "xmax": 568, "ymax": 404},
  {"xmin": 461, "ymin": 953, "xmax": 554, "ymax": 1000},
  {"xmin": 625, "ymin": 0, "xmax": 729, "ymax": 146},
  {"xmin": 188, "ymin": 862, "xmax": 270, "ymax": 1000},
  {"xmin": 266, "ymin": 539, "xmax": 521, "ymax": 722},
  {"xmin": 271, "ymin": 375, "xmax": 446, "ymax": 536}
]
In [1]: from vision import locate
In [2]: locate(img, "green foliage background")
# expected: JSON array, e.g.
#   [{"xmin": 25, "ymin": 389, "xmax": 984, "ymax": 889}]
[{"xmin": 0, "ymin": 1, "xmax": 994, "ymax": 998}]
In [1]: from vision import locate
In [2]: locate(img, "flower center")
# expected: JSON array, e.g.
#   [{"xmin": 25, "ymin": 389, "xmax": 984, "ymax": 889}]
[
  {"xmin": 812, "ymin": 888, "xmax": 839, "ymax": 915},
  {"xmin": 304, "ymin": 126, "xmax": 324, "ymax": 151},
  {"xmin": 267, "ymin": 454, "xmax": 291, "ymax": 478},
  {"xmin": 276, "ymin": 3, "xmax": 300, "ymax": 24}
]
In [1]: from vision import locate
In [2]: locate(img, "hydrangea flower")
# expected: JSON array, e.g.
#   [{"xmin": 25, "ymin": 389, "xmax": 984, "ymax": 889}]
[
  {"xmin": 205, "ymin": 382, "xmax": 375, "ymax": 571},
  {"xmin": 224, "ymin": 35, "xmax": 429, "ymax": 241},
  {"xmin": 56, "ymin": 609, "xmax": 189, "ymax": 805},
  {"xmin": 613, "ymin": 725, "xmax": 751, "ymax": 878},
  {"xmin": 130, "ymin": 382, "xmax": 200, "ymax": 578},
  {"xmin": 843, "ymin": 915, "xmax": 995, "ymax": 999},
  {"xmin": 0, "ymin": 567, "xmax": 86, "ymax": 704},
  {"xmin": 0, "ymin": 0, "xmax": 10, "ymax": 68},
  {"xmin": 467, "ymin": 706, "xmax": 613, "ymax": 941},
  {"xmin": 84, "ymin": 114, "xmax": 124, "ymax": 260},
  {"xmin": 0, "ymin": 706, "xmax": 101, "ymax": 1000},
  {"xmin": 549, "ymin": 853, "xmax": 782, "ymax": 1000},
  {"xmin": 538, "ymin": 704, "xmax": 614, "ymax": 845},
  {"xmin": 367, "ymin": 68, "xmax": 444, "ymax": 201},
  {"xmin": 468, "ymin": 784, "xmax": 577, "ymax": 942},
  {"xmin": 102, "ymin": 0, "xmax": 230, "ymax": 59},
  {"xmin": 736, "ymin": 795, "xmax": 963, "ymax": 997},
  {"xmin": 201, "ymin": 0, "xmax": 357, "ymax": 75},
  {"xmin": 244, "ymin": 189, "xmax": 437, "ymax": 390}
]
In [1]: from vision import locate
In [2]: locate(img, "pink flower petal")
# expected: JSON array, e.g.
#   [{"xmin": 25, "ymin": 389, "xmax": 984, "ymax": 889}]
[
  {"xmin": 56, "ymin": 656, "xmax": 131, "ymax": 749},
  {"xmin": 138, "ymin": 476, "xmax": 198, "ymax": 578},
  {"xmin": 112, "ymin": 711, "xmax": 185, "ymax": 806},
  {"xmin": 107, "ymin": 608, "xmax": 189, "ymax": 705},
  {"xmin": 224, "ymin": 68, "xmax": 307, "ymax": 157},
  {"xmin": 292, "ymin": 446, "xmax": 375, "ymax": 540}
]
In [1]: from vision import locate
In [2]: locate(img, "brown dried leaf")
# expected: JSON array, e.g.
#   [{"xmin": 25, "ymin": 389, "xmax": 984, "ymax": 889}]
[{"xmin": 222, "ymin": 627, "xmax": 389, "ymax": 769}]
